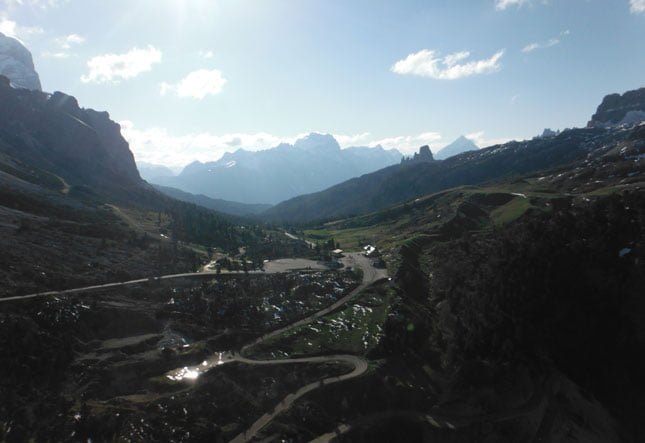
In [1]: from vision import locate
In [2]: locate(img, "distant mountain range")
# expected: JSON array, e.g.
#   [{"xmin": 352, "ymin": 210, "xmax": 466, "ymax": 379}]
[
  {"xmin": 264, "ymin": 87, "xmax": 645, "ymax": 224},
  {"xmin": 137, "ymin": 161, "xmax": 176, "ymax": 182},
  {"xmin": 434, "ymin": 135, "xmax": 478, "ymax": 160},
  {"xmin": 151, "ymin": 133, "xmax": 402, "ymax": 204}
]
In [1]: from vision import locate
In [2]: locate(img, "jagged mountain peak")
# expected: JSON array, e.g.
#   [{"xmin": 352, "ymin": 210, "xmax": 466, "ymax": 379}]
[
  {"xmin": 294, "ymin": 132, "xmax": 341, "ymax": 152},
  {"xmin": 152, "ymin": 133, "xmax": 402, "ymax": 204},
  {"xmin": 435, "ymin": 135, "xmax": 479, "ymax": 160},
  {"xmin": 401, "ymin": 145, "xmax": 435, "ymax": 163},
  {"xmin": 0, "ymin": 32, "xmax": 42, "ymax": 91},
  {"xmin": 588, "ymin": 87, "xmax": 645, "ymax": 128}
]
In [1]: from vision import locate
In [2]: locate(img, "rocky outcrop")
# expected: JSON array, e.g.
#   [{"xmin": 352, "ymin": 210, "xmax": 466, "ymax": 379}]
[
  {"xmin": 0, "ymin": 32, "xmax": 42, "ymax": 91},
  {"xmin": 402, "ymin": 145, "xmax": 436, "ymax": 163},
  {"xmin": 588, "ymin": 87, "xmax": 645, "ymax": 127},
  {"xmin": 0, "ymin": 76, "xmax": 142, "ymax": 194}
]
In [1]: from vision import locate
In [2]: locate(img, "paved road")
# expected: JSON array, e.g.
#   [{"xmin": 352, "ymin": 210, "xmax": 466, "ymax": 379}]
[
  {"xmin": 227, "ymin": 252, "xmax": 387, "ymax": 443},
  {"xmin": 0, "ymin": 273, "xmax": 212, "ymax": 303},
  {"xmin": 3, "ymin": 235, "xmax": 388, "ymax": 442},
  {"xmin": 284, "ymin": 231, "xmax": 317, "ymax": 248},
  {"xmin": 240, "ymin": 253, "xmax": 388, "ymax": 356},
  {"xmin": 0, "ymin": 256, "xmax": 360, "ymax": 304},
  {"xmin": 228, "ymin": 354, "xmax": 368, "ymax": 443}
]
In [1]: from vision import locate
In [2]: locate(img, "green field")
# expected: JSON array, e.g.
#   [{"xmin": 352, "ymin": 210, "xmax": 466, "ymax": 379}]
[{"xmin": 304, "ymin": 225, "xmax": 390, "ymax": 251}]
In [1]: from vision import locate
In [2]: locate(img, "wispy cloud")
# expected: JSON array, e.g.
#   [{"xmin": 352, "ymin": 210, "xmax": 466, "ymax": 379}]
[
  {"xmin": 0, "ymin": 0, "xmax": 67, "ymax": 10},
  {"xmin": 81, "ymin": 46, "xmax": 162, "ymax": 84},
  {"xmin": 160, "ymin": 69, "xmax": 227, "ymax": 99},
  {"xmin": 391, "ymin": 49, "xmax": 505, "ymax": 80},
  {"xmin": 57, "ymin": 33, "xmax": 84, "ymax": 49},
  {"xmin": 522, "ymin": 38, "xmax": 559, "ymax": 53},
  {"xmin": 495, "ymin": 0, "xmax": 530, "ymax": 10},
  {"xmin": 370, "ymin": 132, "xmax": 443, "ymax": 153},
  {"xmin": 120, "ymin": 121, "xmax": 303, "ymax": 168},
  {"xmin": 466, "ymin": 131, "xmax": 518, "ymax": 148},
  {"xmin": 42, "ymin": 33, "xmax": 85, "ymax": 59},
  {"xmin": 631, "ymin": 0, "xmax": 645, "ymax": 13},
  {"xmin": 522, "ymin": 30, "xmax": 570, "ymax": 53},
  {"xmin": 333, "ymin": 133, "xmax": 372, "ymax": 146},
  {"xmin": 0, "ymin": 17, "xmax": 43, "ymax": 41},
  {"xmin": 120, "ymin": 120, "xmax": 447, "ymax": 168},
  {"xmin": 41, "ymin": 51, "xmax": 69, "ymax": 59},
  {"xmin": 198, "ymin": 50, "xmax": 214, "ymax": 59}
]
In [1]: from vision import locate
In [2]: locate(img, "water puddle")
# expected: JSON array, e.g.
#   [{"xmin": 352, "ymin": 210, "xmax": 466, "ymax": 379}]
[{"xmin": 165, "ymin": 351, "xmax": 236, "ymax": 381}]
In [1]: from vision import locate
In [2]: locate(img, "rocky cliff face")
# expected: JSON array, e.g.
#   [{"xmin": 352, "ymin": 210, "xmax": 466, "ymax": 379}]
[
  {"xmin": 0, "ymin": 32, "xmax": 42, "ymax": 91},
  {"xmin": 0, "ymin": 75, "xmax": 142, "ymax": 194},
  {"xmin": 588, "ymin": 87, "xmax": 645, "ymax": 127}
]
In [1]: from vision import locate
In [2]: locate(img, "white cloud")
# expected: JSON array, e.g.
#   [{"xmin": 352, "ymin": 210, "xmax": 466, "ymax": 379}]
[
  {"xmin": 391, "ymin": 49, "xmax": 505, "ymax": 80},
  {"xmin": 495, "ymin": 0, "xmax": 530, "ymax": 10},
  {"xmin": 0, "ymin": 18, "xmax": 17, "ymax": 37},
  {"xmin": 198, "ymin": 50, "xmax": 214, "ymax": 59},
  {"xmin": 0, "ymin": 17, "xmax": 43, "ymax": 41},
  {"xmin": 466, "ymin": 131, "xmax": 518, "ymax": 148},
  {"xmin": 120, "ymin": 121, "xmax": 299, "ymax": 168},
  {"xmin": 0, "ymin": 0, "xmax": 67, "ymax": 9},
  {"xmin": 41, "ymin": 51, "xmax": 69, "ymax": 59},
  {"xmin": 57, "ymin": 33, "xmax": 84, "ymax": 49},
  {"xmin": 160, "ymin": 69, "xmax": 227, "ymax": 99},
  {"xmin": 333, "ymin": 132, "xmax": 372, "ymax": 146},
  {"xmin": 43, "ymin": 33, "xmax": 85, "ymax": 59},
  {"xmin": 81, "ymin": 46, "xmax": 162, "ymax": 84},
  {"xmin": 630, "ymin": 0, "xmax": 645, "ymax": 13},
  {"xmin": 522, "ymin": 38, "xmax": 559, "ymax": 53},
  {"xmin": 522, "ymin": 30, "xmax": 570, "ymax": 53},
  {"xmin": 120, "ymin": 121, "xmax": 448, "ymax": 168},
  {"xmin": 369, "ymin": 132, "xmax": 443, "ymax": 154}
]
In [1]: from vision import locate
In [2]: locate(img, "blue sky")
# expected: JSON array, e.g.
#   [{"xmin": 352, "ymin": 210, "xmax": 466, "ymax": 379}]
[{"xmin": 1, "ymin": 0, "xmax": 644, "ymax": 168}]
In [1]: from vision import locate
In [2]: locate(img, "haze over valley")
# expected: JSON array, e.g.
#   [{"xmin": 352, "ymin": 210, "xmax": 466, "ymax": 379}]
[{"xmin": 1, "ymin": 1, "xmax": 644, "ymax": 442}]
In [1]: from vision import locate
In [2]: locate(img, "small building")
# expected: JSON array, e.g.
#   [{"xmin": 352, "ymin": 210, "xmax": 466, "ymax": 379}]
[
  {"xmin": 363, "ymin": 245, "xmax": 380, "ymax": 257},
  {"xmin": 331, "ymin": 248, "xmax": 344, "ymax": 258}
]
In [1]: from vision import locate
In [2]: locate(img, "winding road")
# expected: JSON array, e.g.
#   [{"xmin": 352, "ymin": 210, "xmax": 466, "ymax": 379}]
[
  {"xmin": 226, "ymin": 354, "xmax": 368, "ymax": 443},
  {"xmin": 227, "ymin": 253, "xmax": 387, "ymax": 443},
  {"xmin": 0, "ymin": 254, "xmax": 378, "ymax": 304},
  {"xmin": 241, "ymin": 253, "xmax": 388, "ymax": 356},
  {"xmin": 163, "ymin": 252, "xmax": 386, "ymax": 443},
  {"xmin": 3, "ymin": 237, "xmax": 389, "ymax": 443}
]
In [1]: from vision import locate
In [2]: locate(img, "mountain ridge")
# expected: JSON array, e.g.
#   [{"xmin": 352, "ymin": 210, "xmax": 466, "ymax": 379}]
[
  {"xmin": 0, "ymin": 75, "xmax": 142, "ymax": 200},
  {"xmin": 435, "ymin": 135, "xmax": 479, "ymax": 160},
  {"xmin": 588, "ymin": 87, "xmax": 645, "ymax": 127},
  {"xmin": 264, "ymin": 87, "xmax": 645, "ymax": 224},
  {"xmin": 152, "ymin": 133, "xmax": 402, "ymax": 204}
]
